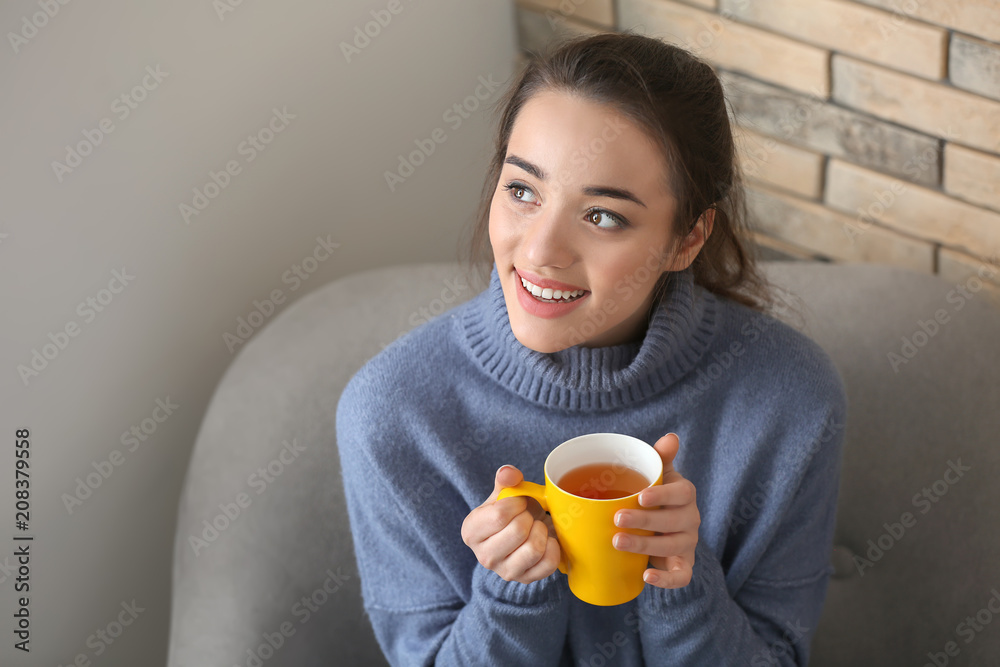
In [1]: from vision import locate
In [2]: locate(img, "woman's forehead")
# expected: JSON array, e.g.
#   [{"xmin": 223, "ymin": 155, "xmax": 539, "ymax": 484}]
[{"xmin": 507, "ymin": 91, "xmax": 671, "ymax": 198}]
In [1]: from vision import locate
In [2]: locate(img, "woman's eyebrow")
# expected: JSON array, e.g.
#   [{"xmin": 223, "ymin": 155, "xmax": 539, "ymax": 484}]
[{"xmin": 504, "ymin": 154, "xmax": 647, "ymax": 208}]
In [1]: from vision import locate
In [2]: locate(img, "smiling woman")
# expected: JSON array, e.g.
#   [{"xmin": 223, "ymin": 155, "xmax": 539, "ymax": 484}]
[{"xmin": 337, "ymin": 30, "xmax": 847, "ymax": 667}]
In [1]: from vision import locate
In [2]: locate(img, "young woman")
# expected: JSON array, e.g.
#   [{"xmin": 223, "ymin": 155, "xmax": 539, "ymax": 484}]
[{"xmin": 337, "ymin": 31, "xmax": 846, "ymax": 666}]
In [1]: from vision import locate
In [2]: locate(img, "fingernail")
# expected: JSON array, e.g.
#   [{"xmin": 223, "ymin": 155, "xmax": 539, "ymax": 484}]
[
  {"xmin": 614, "ymin": 512, "xmax": 628, "ymax": 527},
  {"xmin": 644, "ymin": 571, "xmax": 659, "ymax": 584},
  {"xmin": 497, "ymin": 465, "xmax": 511, "ymax": 475},
  {"xmin": 613, "ymin": 534, "xmax": 630, "ymax": 549}
]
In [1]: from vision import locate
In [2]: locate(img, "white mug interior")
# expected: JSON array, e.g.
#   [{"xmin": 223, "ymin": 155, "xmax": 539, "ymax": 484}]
[{"xmin": 544, "ymin": 432, "xmax": 661, "ymax": 499}]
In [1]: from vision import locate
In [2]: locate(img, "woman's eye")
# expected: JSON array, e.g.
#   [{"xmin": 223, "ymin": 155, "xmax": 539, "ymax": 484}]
[
  {"xmin": 587, "ymin": 209, "xmax": 626, "ymax": 230},
  {"xmin": 502, "ymin": 181, "xmax": 627, "ymax": 230},
  {"xmin": 502, "ymin": 181, "xmax": 537, "ymax": 204}
]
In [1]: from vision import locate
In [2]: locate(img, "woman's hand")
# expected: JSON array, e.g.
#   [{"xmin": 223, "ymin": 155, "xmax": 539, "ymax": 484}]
[
  {"xmin": 461, "ymin": 465, "xmax": 562, "ymax": 584},
  {"xmin": 611, "ymin": 433, "xmax": 700, "ymax": 589}
]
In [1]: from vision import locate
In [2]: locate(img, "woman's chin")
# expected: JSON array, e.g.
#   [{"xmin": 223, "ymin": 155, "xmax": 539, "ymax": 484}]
[{"xmin": 510, "ymin": 323, "xmax": 575, "ymax": 354}]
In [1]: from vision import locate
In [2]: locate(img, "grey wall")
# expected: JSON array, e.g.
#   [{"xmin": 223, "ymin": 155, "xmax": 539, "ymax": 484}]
[{"xmin": 0, "ymin": 1, "xmax": 516, "ymax": 664}]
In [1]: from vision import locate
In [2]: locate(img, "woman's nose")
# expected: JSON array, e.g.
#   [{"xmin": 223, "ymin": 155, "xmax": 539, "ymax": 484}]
[{"xmin": 522, "ymin": 209, "xmax": 575, "ymax": 269}]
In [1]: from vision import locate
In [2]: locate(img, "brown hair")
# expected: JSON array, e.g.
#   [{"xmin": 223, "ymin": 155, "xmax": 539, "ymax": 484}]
[{"xmin": 459, "ymin": 30, "xmax": 778, "ymax": 317}]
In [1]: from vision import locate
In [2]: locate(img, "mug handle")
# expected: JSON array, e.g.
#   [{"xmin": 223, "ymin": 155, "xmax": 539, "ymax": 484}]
[{"xmin": 497, "ymin": 482, "xmax": 569, "ymax": 575}]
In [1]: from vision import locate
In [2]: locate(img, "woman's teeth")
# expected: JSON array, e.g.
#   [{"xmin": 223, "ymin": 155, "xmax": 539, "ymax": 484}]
[{"xmin": 520, "ymin": 276, "xmax": 585, "ymax": 302}]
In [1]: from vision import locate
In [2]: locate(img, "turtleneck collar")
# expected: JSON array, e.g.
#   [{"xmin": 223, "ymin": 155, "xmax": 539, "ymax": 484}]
[{"xmin": 459, "ymin": 263, "xmax": 719, "ymax": 411}]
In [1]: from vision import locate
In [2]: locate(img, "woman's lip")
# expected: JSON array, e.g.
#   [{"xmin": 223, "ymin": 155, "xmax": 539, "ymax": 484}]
[
  {"xmin": 515, "ymin": 268, "xmax": 588, "ymax": 293},
  {"xmin": 514, "ymin": 269, "xmax": 589, "ymax": 319}
]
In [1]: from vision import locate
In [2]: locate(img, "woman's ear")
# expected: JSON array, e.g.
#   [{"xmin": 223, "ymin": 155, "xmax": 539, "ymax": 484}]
[{"xmin": 667, "ymin": 208, "xmax": 715, "ymax": 272}]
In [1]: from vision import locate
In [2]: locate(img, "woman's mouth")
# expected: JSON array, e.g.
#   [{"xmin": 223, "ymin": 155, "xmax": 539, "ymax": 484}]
[
  {"xmin": 513, "ymin": 269, "xmax": 590, "ymax": 319},
  {"xmin": 519, "ymin": 276, "xmax": 587, "ymax": 303}
]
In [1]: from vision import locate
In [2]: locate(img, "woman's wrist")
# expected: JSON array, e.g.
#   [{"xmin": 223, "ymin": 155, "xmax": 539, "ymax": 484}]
[{"xmin": 473, "ymin": 562, "xmax": 567, "ymax": 606}]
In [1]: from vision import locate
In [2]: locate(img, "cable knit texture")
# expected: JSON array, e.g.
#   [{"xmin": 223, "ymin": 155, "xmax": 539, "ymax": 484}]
[{"xmin": 337, "ymin": 262, "xmax": 848, "ymax": 666}]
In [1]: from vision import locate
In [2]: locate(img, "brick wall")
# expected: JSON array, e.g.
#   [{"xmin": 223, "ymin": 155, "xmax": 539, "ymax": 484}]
[{"xmin": 512, "ymin": 0, "xmax": 1000, "ymax": 305}]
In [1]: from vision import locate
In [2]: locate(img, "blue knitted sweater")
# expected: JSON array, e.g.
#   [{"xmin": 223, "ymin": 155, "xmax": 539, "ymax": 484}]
[{"xmin": 336, "ymin": 263, "xmax": 847, "ymax": 666}]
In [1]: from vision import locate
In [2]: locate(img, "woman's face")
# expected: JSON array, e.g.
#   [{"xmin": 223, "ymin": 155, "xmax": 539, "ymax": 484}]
[{"xmin": 489, "ymin": 89, "xmax": 703, "ymax": 353}]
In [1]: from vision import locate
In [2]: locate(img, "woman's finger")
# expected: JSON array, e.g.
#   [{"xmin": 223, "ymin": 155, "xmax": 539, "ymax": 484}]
[
  {"xmin": 639, "ymin": 478, "xmax": 697, "ymax": 507},
  {"xmin": 612, "ymin": 530, "xmax": 697, "ymax": 557},
  {"xmin": 614, "ymin": 506, "xmax": 698, "ymax": 533},
  {"xmin": 643, "ymin": 563, "xmax": 693, "ymax": 589},
  {"xmin": 500, "ymin": 517, "xmax": 551, "ymax": 580},
  {"xmin": 470, "ymin": 508, "xmax": 532, "ymax": 569},
  {"xmin": 517, "ymin": 532, "xmax": 562, "ymax": 582},
  {"xmin": 462, "ymin": 496, "xmax": 527, "ymax": 546}
]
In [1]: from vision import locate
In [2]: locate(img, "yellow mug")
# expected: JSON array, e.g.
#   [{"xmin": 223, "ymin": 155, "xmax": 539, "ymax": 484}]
[{"xmin": 497, "ymin": 432, "xmax": 663, "ymax": 606}]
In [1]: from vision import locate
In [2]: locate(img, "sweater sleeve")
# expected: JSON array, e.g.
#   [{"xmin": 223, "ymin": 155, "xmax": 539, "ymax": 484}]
[
  {"xmin": 635, "ymin": 396, "xmax": 846, "ymax": 667},
  {"xmin": 336, "ymin": 376, "xmax": 571, "ymax": 666}
]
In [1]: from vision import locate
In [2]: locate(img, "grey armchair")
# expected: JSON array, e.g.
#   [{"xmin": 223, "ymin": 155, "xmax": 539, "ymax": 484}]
[{"xmin": 167, "ymin": 259, "xmax": 1000, "ymax": 666}]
